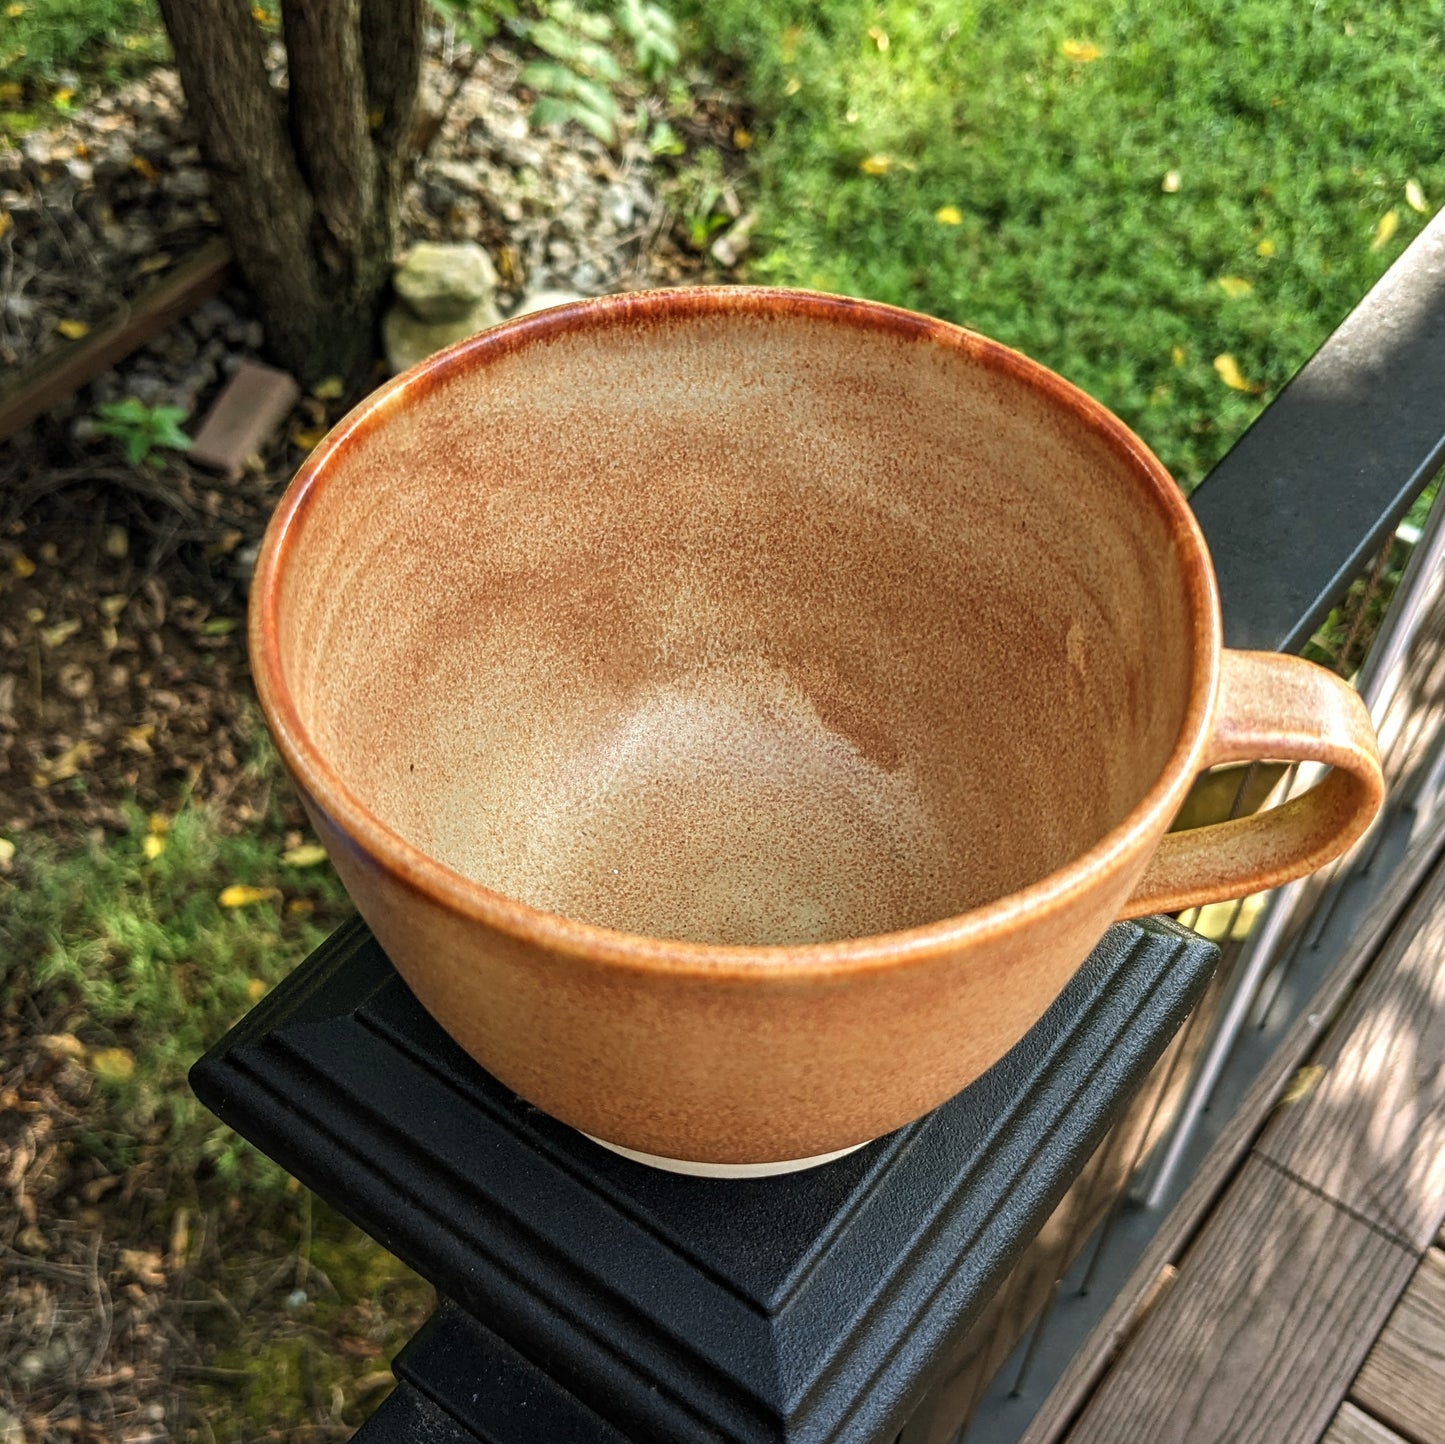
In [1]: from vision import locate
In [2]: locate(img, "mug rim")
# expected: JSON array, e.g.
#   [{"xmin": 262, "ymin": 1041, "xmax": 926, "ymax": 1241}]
[{"xmin": 250, "ymin": 286, "xmax": 1221, "ymax": 981}]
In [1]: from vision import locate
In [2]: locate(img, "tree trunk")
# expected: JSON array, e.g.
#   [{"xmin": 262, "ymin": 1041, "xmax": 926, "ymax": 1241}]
[{"xmin": 155, "ymin": 0, "xmax": 424, "ymax": 385}]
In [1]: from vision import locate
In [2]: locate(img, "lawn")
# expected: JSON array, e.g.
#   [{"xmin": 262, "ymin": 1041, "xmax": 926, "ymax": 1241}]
[{"xmin": 686, "ymin": 0, "xmax": 1443, "ymax": 490}]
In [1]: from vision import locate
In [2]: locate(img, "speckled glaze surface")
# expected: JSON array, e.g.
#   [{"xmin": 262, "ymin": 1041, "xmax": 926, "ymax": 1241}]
[{"xmin": 250, "ymin": 288, "xmax": 1383, "ymax": 1165}]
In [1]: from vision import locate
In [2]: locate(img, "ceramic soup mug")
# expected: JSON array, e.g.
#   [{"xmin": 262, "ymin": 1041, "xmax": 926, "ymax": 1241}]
[{"xmin": 250, "ymin": 288, "xmax": 1383, "ymax": 1174}]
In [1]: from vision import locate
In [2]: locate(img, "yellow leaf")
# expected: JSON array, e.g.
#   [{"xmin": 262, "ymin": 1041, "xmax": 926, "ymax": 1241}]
[
  {"xmin": 53, "ymin": 86, "xmax": 74, "ymax": 105},
  {"xmin": 130, "ymin": 154, "xmax": 156, "ymax": 183},
  {"xmin": 100, "ymin": 593, "xmax": 127, "ymax": 620},
  {"xmin": 40, "ymin": 618, "xmax": 80, "ymax": 647},
  {"xmin": 287, "ymin": 897, "xmax": 315, "ymax": 917},
  {"xmin": 246, "ymin": 978, "xmax": 268, "ymax": 1001},
  {"xmin": 0, "ymin": 837, "xmax": 14, "ymax": 868},
  {"xmin": 311, "ymin": 375, "xmax": 344, "ymax": 400},
  {"xmin": 367, "ymin": 106, "xmax": 384, "ymax": 129},
  {"xmin": 89, "ymin": 1047, "xmax": 135, "ymax": 1082},
  {"xmin": 250, "ymin": 5, "xmax": 271, "ymax": 21},
  {"xmin": 1161, "ymin": 170, "xmax": 1181, "ymax": 193},
  {"xmin": 859, "ymin": 154, "xmax": 891, "ymax": 176},
  {"xmin": 148, "ymin": 812, "xmax": 169, "ymax": 835},
  {"xmin": 1216, "ymin": 276, "xmax": 1253, "ymax": 299},
  {"xmin": 11, "ymin": 553, "xmax": 35, "ymax": 578},
  {"xmin": 5, "ymin": 4, "xmax": 25, "ymax": 16},
  {"xmin": 291, "ymin": 426, "xmax": 327, "ymax": 452},
  {"xmin": 1280, "ymin": 1064, "xmax": 1325, "ymax": 1106},
  {"xmin": 1061, "ymin": 39, "xmax": 1102, "ymax": 63},
  {"xmin": 935, "ymin": 205, "xmax": 963, "ymax": 226},
  {"xmin": 0, "ymin": 211, "xmax": 10, "ymax": 240},
  {"xmin": 0, "ymin": 81, "xmax": 20, "ymax": 106},
  {"xmin": 1170, "ymin": 345, "xmax": 1186, "ymax": 367},
  {"xmin": 1256, "ymin": 238, "xmax": 1276, "ymax": 257},
  {"xmin": 120, "ymin": 724, "xmax": 154, "ymax": 755},
  {"xmin": 56, "ymin": 318, "xmax": 89, "ymax": 340},
  {"xmin": 784, "ymin": 75, "xmax": 801, "ymax": 96},
  {"xmin": 33, "ymin": 740, "xmax": 92, "ymax": 787},
  {"xmin": 282, "ymin": 843, "xmax": 328, "ymax": 869},
  {"xmin": 142, "ymin": 833, "xmax": 166, "ymax": 860},
  {"xmin": 732, "ymin": 127, "xmax": 752, "ymax": 150},
  {"xmin": 136, "ymin": 252, "xmax": 172, "ymax": 275},
  {"xmin": 1371, "ymin": 208, "xmax": 1399, "ymax": 251},
  {"xmin": 866, "ymin": 25, "xmax": 888, "ymax": 51},
  {"xmin": 219, "ymin": 884, "xmax": 280, "ymax": 909},
  {"xmin": 1213, "ymin": 353, "xmax": 1263, "ymax": 394},
  {"xmin": 780, "ymin": 24, "xmax": 803, "ymax": 62},
  {"xmin": 1405, "ymin": 178, "xmax": 1428, "ymax": 215}
]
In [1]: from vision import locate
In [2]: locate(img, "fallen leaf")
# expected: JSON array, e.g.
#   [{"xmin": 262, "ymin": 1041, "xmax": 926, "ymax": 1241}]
[
  {"xmin": 291, "ymin": 425, "xmax": 327, "ymax": 452},
  {"xmin": 90, "ymin": 1048, "xmax": 136, "ymax": 1082},
  {"xmin": 282, "ymin": 843, "xmax": 328, "ymax": 868},
  {"xmin": 11, "ymin": 553, "xmax": 35, "ymax": 578},
  {"xmin": 56, "ymin": 319, "xmax": 90, "ymax": 340},
  {"xmin": 1370, "ymin": 208, "xmax": 1399, "ymax": 251},
  {"xmin": 1405, "ymin": 178, "xmax": 1428, "ymax": 214},
  {"xmin": 1161, "ymin": 170, "xmax": 1181, "ymax": 193},
  {"xmin": 5, "ymin": 4, "xmax": 25, "ymax": 17},
  {"xmin": 0, "ymin": 211, "xmax": 10, "ymax": 240},
  {"xmin": 1170, "ymin": 345, "xmax": 1186, "ymax": 366},
  {"xmin": 135, "ymin": 252, "xmax": 172, "ymax": 275},
  {"xmin": 53, "ymin": 86, "xmax": 74, "ymax": 106},
  {"xmin": 0, "ymin": 837, "xmax": 13, "ymax": 868},
  {"xmin": 1060, "ymin": 39, "xmax": 1102, "ymax": 62},
  {"xmin": 40, "ymin": 618, "xmax": 81, "ymax": 648},
  {"xmin": 859, "ymin": 154, "xmax": 891, "ymax": 176},
  {"xmin": 148, "ymin": 812, "xmax": 169, "ymax": 835},
  {"xmin": 202, "ymin": 618, "xmax": 237, "ymax": 636},
  {"xmin": 142, "ymin": 834, "xmax": 166, "ymax": 861},
  {"xmin": 1256, "ymin": 237, "xmax": 1276, "ymax": 257},
  {"xmin": 37, "ymin": 541, "xmax": 56, "ymax": 563},
  {"xmin": 99, "ymin": 593, "xmax": 127, "ymax": 620},
  {"xmin": 732, "ymin": 126, "xmax": 752, "ymax": 149},
  {"xmin": 250, "ymin": 5, "xmax": 271, "ymax": 21},
  {"xmin": 246, "ymin": 978, "xmax": 268, "ymax": 1002},
  {"xmin": 1216, "ymin": 276, "xmax": 1253, "ymax": 299},
  {"xmin": 205, "ymin": 529, "xmax": 245, "ymax": 559},
  {"xmin": 311, "ymin": 375, "xmax": 344, "ymax": 401},
  {"xmin": 103, "ymin": 525, "xmax": 129, "ymax": 558},
  {"xmin": 33, "ymin": 741, "xmax": 93, "ymax": 787},
  {"xmin": 120, "ymin": 725, "xmax": 153, "ymax": 756},
  {"xmin": 1213, "ymin": 353, "xmax": 1264, "ymax": 394},
  {"xmin": 780, "ymin": 24, "xmax": 803, "ymax": 61},
  {"xmin": 784, "ymin": 75, "xmax": 801, "ymax": 96},
  {"xmin": 866, "ymin": 25, "xmax": 888, "ymax": 50},
  {"xmin": 130, "ymin": 154, "xmax": 156, "ymax": 183},
  {"xmin": 287, "ymin": 898, "xmax": 315, "ymax": 917},
  {"xmin": 353, "ymin": 1370, "xmax": 395, "ymax": 1401},
  {"xmin": 935, "ymin": 205, "xmax": 963, "ymax": 225},
  {"xmin": 39, "ymin": 1033, "xmax": 86, "ymax": 1060},
  {"xmin": 218, "ymin": 884, "xmax": 281, "ymax": 909},
  {"xmin": 1280, "ymin": 1064, "xmax": 1325, "ymax": 1105},
  {"xmin": 118, "ymin": 1247, "xmax": 165, "ymax": 1285}
]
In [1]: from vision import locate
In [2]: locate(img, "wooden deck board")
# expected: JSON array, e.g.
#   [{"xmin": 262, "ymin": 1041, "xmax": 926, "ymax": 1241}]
[
  {"xmin": 1258, "ymin": 857, "xmax": 1445, "ymax": 1251},
  {"xmin": 1062, "ymin": 1157, "xmax": 1415, "ymax": 1444},
  {"xmin": 1322, "ymin": 1402, "xmax": 1411, "ymax": 1444},
  {"xmin": 1351, "ymin": 1248, "xmax": 1445, "ymax": 1444}
]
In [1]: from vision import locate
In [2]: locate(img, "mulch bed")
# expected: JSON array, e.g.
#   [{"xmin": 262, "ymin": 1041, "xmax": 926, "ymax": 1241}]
[{"xmin": 1, "ymin": 32, "xmax": 748, "ymax": 1444}]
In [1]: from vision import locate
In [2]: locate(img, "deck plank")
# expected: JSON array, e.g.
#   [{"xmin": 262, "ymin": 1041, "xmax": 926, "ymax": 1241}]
[
  {"xmin": 1322, "ymin": 1402, "xmax": 1411, "ymax": 1444},
  {"xmin": 1351, "ymin": 1248, "xmax": 1445, "ymax": 1444},
  {"xmin": 1063, "ymin": 1159, "xmax": 1414, "ymax": 1444},
  {"xmin": 1258, "ymin": 857, "xmax": 1445, "ymax": 1250}
]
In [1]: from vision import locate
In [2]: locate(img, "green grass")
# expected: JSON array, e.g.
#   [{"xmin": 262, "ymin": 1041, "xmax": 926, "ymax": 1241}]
[
  {"xmin": 0, "ymin": 0, "xmax": 167, "ymax": 130},
  {"xmin": 684, "ymin": 0, "xmax": 1444, "ymax": 491},
  {"xmin": 1, "ymin": 783, "xmax": 352, "ymax": 1188}
]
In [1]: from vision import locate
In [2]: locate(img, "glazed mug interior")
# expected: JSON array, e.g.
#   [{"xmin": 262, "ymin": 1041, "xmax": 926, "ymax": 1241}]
[{"xmin": 269, "ymin": 295, "xmax": 1196, "ymax": 948}]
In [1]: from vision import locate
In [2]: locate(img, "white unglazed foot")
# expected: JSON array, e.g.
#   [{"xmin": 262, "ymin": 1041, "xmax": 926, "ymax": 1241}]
[{"xmin": 581, "ymin": 1134, "xmax": 872, "ymax": 1177}]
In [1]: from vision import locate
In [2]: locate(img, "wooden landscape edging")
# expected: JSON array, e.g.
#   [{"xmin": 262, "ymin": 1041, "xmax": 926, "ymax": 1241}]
[{"xmin": 0, "ymin": 236, "xmax": 233, "ymax": 444}]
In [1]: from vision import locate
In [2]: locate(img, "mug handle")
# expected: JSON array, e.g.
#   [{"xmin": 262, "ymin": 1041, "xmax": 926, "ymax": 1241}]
[{"xmin": 1118, "ymin": 649, "xmax": 1384, "ymax": 919}]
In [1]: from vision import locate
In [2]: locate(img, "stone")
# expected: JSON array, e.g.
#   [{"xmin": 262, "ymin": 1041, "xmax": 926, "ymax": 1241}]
[
  {"xmin": 383, "ymin": 295, "xmax": 502, "ymax": 374},
  {"xmin": 601, "ymin": 183, "xmax": 634, "ymax": 230},
  {"xmin": 393, "ymin": 242, "xmax": 499, "ymax": 323},
  {"xmin": 510, "ymin": 289, "xmax": 586, "ymax": 319},
  {"xmin": 163, "ymin": 167, "xmax": 210, "ymax": 202}
]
